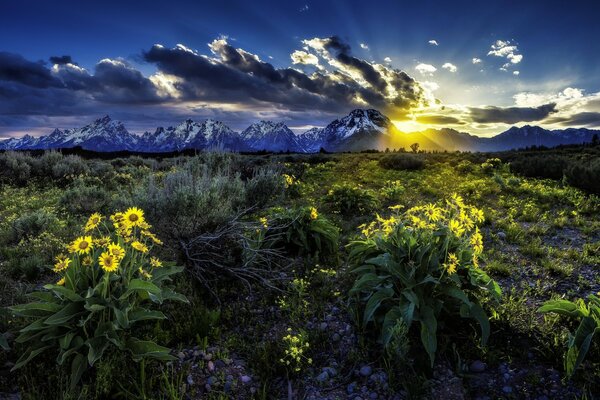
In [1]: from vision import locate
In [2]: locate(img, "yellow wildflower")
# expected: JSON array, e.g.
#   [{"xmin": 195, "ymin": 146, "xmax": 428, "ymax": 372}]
[
  {"xmin": 150, "ymin": 257, "xmax": 162, "ymax": 268},
  {"xmin": 309, "ymin": 207, "xmax": 318, "ymax": 220},
  {"xmin": 449, "ymin": 219, "xmax": 465, "ymax": 237},
  {"xmin": 82, "ymin": 256, "xmax": 93, "ymax": 267},
  {"xmin": 443, "ymin": 253, "xmax": 459, "ymax": 275},
  {"xmin": 470, "ymin": 207, "xmax": 485, "ymax": 224},
  {"xmin": 259, "ymin": 217, "xmax": 268, "ymax": 228},
  {"xmin": 131, "ymin": 241, "xmax": 149, "ymax": 253},
  {"xmin": 53, "ymin": 254, "xmax": 71, "ymax": 272},
  {"xmin": 84, "ymin": 213, "xmax": 103, "ymax": 232},
  {"xmin": 470, "ymin": 228, "xmax": 484, "ymax": 255},
  {"xmin": 56, "ymin": 277, "xmax": 65, "ymax": 286},
  {"xmin": 283, "ymin": 174, "xmax": 294, "ymax": 187},
  {"xmin": 123, "ymin": 207, "xmax": 145, "ymax": 228},
  {"xmin": 108, "ymin": 243, "xmax": 125, "ymax": 261},
  {"xmin": 95, "ymin": 236, "xmax": 111, "ymax": 247},
  {"xmin": 141, "ymin": 230, "xmax": 163, "ymax": 245},
  {"xmin": 138, "ymin": 267, "xmax": 152, "ymax": 279},
  {"xmin": 70, "ymin": 236, "xmax": 93, "ymax": 255},
  {"xmin": 99, "ymin": 251, "xmax": 119, "ymax": 272},
  {"xmin": 472, "ymin": 254, "xmax": 479, "ymax": 269},
  {"xmin": 423, "ymin": 204, "xmax": 442, "ymax": 222}
]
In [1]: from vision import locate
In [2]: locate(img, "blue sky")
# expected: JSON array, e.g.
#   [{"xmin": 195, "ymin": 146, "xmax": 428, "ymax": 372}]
[{"xmin": 1, "ymin": 0, "xmax": 600, "ymax": 137}]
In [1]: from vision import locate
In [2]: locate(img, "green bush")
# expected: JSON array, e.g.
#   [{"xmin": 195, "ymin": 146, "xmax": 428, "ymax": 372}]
[
  {"xmin": 324, "ymin": 183, "xmax": 379, "ymax": 216},
  {"xmin": 263, "ymin": 206, "xmax": 339, "ymax": 262},
  {"xmin": 9, "ymin": 208, "xmax": 187, "ymax": 388},
  {"xmin": 565, "ymin": 158, "xmax": 600, "ymax": 194},
  {"xmin": 349, "ymin": 195, "xmax": 501, "ymax": 366},
  {"xmin": 378, "ymin": 154, "xmax": 424, "ymax": 171},
  {"xmin": 480, "ymin": 158, "xmax": 504, "ymax": 175},
  {"xmin": 59, "ymin": 184, "xmax": 112, "ymax": 215},
  {"xmin": 11, "ymin": 209, "xmax": 59, "ymax": 243}
]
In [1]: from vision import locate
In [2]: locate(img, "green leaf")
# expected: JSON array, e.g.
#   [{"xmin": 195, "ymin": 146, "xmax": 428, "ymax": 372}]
[
  {"xmin": 418, "ymin": 305, "xmax": 437, "ymax": 367},
  {"xmin": 129, "ymin": 309, "xmax": 166, "ymax": 323},
  {"xmin": 86, "ymin": 336, "xmax": 109, "ymax": 366},
  {"xmin": 70, "ymin": 353, "xmax": 87, "ymax": 389},
  {"xmin": 45, "ymin": 302, "xmax": 84, "ymax": 326},
  {"xmin": 565, "ymin": 316, "xmax": 597, "ymax": 376},
  {"xmin": 382, "ymin": 306, "xmax": 404, "ymax": 346},
  {"xmin": 160, "ymin": 288, "xmax": 188, "ymax": 303},
  {"xmin": 119, "ymin": 279, "xmax": 161, "ymax": 300},
  {"xmin": 10, "ymin": 302, "xmax": 62, "ymax": 317},
  {"xmin": 467, "ymin": 302, "xmax": 491, "ymax": 345},
  {"xmin": 538, "ymin": 300, "xmax": 585, "ymax": 318},
  {"xmin": 363, "ymin": 287, "xmax": 394, "ymax": 326},
  {"xmin": 126, "ymin": 338, "xmax": 176, "ymax": 362},
  {"xmin": 44, "ymin": 284, "xmax": 83, "ymax": 302},
  {"xmin": 11, "ymin": 345, "xmax": 52, "ymax": 370}
]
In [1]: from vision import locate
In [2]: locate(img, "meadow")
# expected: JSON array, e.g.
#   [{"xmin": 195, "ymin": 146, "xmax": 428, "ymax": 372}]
[{"xmin": 0, "ymin": 146, "xmax": 598, "ymax": 399}]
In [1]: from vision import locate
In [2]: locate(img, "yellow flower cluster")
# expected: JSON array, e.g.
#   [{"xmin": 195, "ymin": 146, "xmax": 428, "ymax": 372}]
[
  {"xmin": 443, "ymin": 253, "xmax": 459, "ymax": 275},
  {"xmin": 309, "ymin": 207, "xmax": 319, "ymax": 220},
  {"xmin": 56, "ymin": 208, "xmax": 164, "ymax": 281},
  {"xmin": 280, "ymin": 328, "xmax": 312, "ymax": 372},
  {"xmin": 283, "ymin": 174, "xmax": 295, "ymax": 188},
  {"xmin": 259, "ymin": 217, "xmax": 268, "ymax": 229}
]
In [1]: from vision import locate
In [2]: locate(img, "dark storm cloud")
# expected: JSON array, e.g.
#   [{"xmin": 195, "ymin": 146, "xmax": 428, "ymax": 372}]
[
  {"xmin": 545, "ymin": 111, "xmax": 600, "ymax": 127},
  {"xmin": 49, "ymin": 55, "xmax": 74, "ymax": 65},
  {"xmin": 469, "ymin": 103, "xmax": 557, "ymax": 124},
  {"xmin": 0, "ymin": 52, "xmax": 62, "ymax": 88},
  {"xmin": 322, "ymin": 36, "xmax": 387, "ymax": 91},
  {"xmin": 416, "ymin": 115, "xmax": 464, "ymax": 125},
  {"xmin": 143, "ymin": 38, "xmax": 429, "ymax": 115}
]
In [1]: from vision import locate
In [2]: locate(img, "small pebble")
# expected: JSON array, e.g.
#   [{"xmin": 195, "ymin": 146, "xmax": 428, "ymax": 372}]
[
  {"xmin": 241, "ymin": 375, "xmax": 252, "ymax": 384},
  {"xmin": 360, "ymin": 365, "xmax": 373, "ymax": 377}
]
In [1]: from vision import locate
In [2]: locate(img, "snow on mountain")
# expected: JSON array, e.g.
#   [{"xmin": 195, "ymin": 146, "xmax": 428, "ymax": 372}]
[
  {"xmin": 0, "ymin": 112, "xmax": 598, "ymax": 153},
  {"xmin": 241, "ymin": 121, "xmax": 304, "ymax": 152}
]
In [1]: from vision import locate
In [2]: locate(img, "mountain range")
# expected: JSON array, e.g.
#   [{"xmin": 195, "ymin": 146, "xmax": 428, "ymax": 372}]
[{"xmin": 0, "ymin": 109, "xmax": 597, "ymax": 153}]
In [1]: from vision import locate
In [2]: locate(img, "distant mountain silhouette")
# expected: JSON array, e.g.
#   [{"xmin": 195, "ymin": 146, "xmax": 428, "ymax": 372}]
[{"xmin": 1, "ymin": 110, "xmax": 597, "ymax": 152}]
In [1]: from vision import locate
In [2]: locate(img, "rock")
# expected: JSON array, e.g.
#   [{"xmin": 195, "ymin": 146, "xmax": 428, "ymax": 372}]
[
  {"xmin": 502, "ymin": 386, "xmax": 513, "ymax": 394},
  {"xmin": 224, "ymin": 381, "xmax": 232, "ymax": 392},
  {"xmin": 497, "ymin": 231, "xmax": 507, "ymax": 240},
  {"xmin": 316, "ymin": 371, "xmax": 329, "ymax": 382},
  {"xmin": 323, "ymin": 366, "xmax": 337, "ymax": 377},
  {"xmin": 215, "ymin": 359, "xmax": 226, "ymax": 368},
  {"xmin": 186, "ymin": 374, "xmax": 194, "ymax": 385},
  {"xmin": 360, "ymin": 365, "xmax": 373, "ymax": 377},
  {"xmin": 206, "ymin": 376, "xmax": 217, "ymax": 385},
  {"xmin": 470, "ymin": 360, "xmax": 487, "ymax": 373},
  {"xmin": 207, "ymin": 360, "xmax": 215, "ymax": 371},
  {"xmin": 178, "ymin": 351, "xmax": 186, "ymax": 360},
  {"xmin": 332, "ymin": 333, "xmax": 341, "ymax": 342},
  {"xmin": 241, "ymin": 375, "xmax": 252, "ymax": 384},
  {"xmin": 370, "ymin": 393, "xmax": 378, "ymax": 399},
  {"xmin": 319, "ymin": 322, "xmax": 328, "ymax": 330},
  {"xmin": 193, "ymin": 350, "xmax": 201, "ymax": 357},
  {"xmin": 347, "ymin": 382, "xmax": 356, "ymax": 394}
]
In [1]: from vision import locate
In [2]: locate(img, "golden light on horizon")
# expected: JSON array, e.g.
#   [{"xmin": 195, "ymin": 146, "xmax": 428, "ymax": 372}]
[{"xmin": 392, "ymin": 119, "xmax": 431, "ymax": 133}]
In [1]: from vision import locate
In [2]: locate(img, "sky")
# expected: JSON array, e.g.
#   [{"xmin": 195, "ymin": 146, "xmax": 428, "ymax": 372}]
[{"xmin": 1, "ymin": 0, "xmax": 600, "ymax": 139}]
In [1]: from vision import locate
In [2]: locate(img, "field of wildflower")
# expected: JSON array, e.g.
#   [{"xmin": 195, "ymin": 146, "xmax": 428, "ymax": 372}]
[{"xmin": 0, "ymin": 147, "xmax": 598, "ymax": 399}]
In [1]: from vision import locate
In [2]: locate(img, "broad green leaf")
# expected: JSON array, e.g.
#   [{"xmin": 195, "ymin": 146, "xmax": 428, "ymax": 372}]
[
  {"xmin": 418, "ymin": 305, "xmax": 437, "ymax": 367},
  {"xmin": 126, "ymin": 338, "xmax": 176, "ymax": 361},
  {"xmin": 129, "ymin": 309, "xmax": 166, "ymax": 323},
  {"xmin": 86, "ymin": 337, "xmax": 109, "ymax": 366},
  {"xmin": 11, "ymin": 345, "xmax": 52, "ymax": 370},
  {"xmin": 44, "ymin": 284, "xmax": 83, "ymax": 302},
  {"xmin": 119, "ymin": 279, "xmax": 161, "ymax": 300},
  {"xmin": 10, "ymin": 302, "xmax": 62, "ymax": 317},
  {"xmin": 70, "ymin": 353, "xmax": 87, "ymax": 389},
  {"xmin": 45, "ymin": 302, "xmax": 84, "ymax": 326},
  {"xmin": 363, "ymin": 287, "xmax": 394, "ymax": 326},
  {"xmin": 538, "ymin": 300, "xmax": 585, "ymax": 318}
]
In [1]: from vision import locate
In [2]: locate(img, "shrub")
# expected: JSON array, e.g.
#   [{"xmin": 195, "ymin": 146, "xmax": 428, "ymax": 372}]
[
  {"xmin": 11, "ymin": 209, "xmax": 59, "ymax": 243},
  {"xmin": 480, "ymin": 158, "xmax": 504, "ymax": 175},
  {"xmin": 59, "ymin": 184, "xmax": 112, "ymax": 215},
  {"xmin": 263, "ymin": 206, "xmax": 339, "ymax": 263},
  {"xmin": 378, "ymin": 154, "xmax": 424, "ymax": 171},
  {"xmin": 565, "ymin": 158, "xmax": 600, "ymax": 195},
  {"xmin": 380, "ymin": 180, "xmax": 405, "ymax": 202},
  {"xmin": 0, "ymin": 151, "xmax": 32, "ymax": 185},
  {"xmin": 245, "ymin": 167, "xmax": 285, "ymax": 206},
  {"xmin": 538, "ymin": 294, "xmax": 600, "ymax": 377},
  {"xmin": 9, "ymin": 208, "xmax": 187, "ymax": 387},
  {"xmin": 51, "ymin": 155, "xmax": 89, "ymax": 182},
  {"xmin": 349, "ymin": 195, "xmax": 501, "ymax": 366},
  {"xmin": 324, "ymin": 183, "xmax": 379, "ymax": 216}
]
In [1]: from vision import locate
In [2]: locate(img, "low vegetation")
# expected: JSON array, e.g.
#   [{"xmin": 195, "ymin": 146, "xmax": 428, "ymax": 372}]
[{"xmin": 0, "ymin": 145, "xmax": 598, "ymax": 399}]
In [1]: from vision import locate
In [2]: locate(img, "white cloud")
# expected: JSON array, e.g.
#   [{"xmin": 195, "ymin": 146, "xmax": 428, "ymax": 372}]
[
  {"xmin": 487, "ymin": 39, "xmax": 523, "ymax": 66},
  {"xmin": 360, "ymin": 43, "xmax": 369, "ymax": 50},
  {"xmin": 472, "ymin": 58, "xmax": 482, "ymax": 64},
  {"xmin": 383, "ymin": 57, "xmax": 392, "ymax": 63},
  {"xmin": 421, "ymin": 81, "xmax": 440, "ymax": 92},
  {"xmin": 508, "ymin": 53, "xmax": 522, "ymax": 64},
  {"xmin": 290, "ymin": 50, "xmax": 319, "ymax": 66},
  {"xmin": 513, "ymin": 71, "xmax": 520, "ymax": 76},
  {"xmin": 442, "ymin": 62, "xmax": 457, "ymax": 72},
  {"xmin": 415, "ymin": 63, "xmax": 437, "ymax": 76},
  {"xmin": 299, "ymin": 4, "xmax": 309, "ymax": 12},
  {"xmin": 428, "ymin": 40, "xmax": 439, "ymax": 46}
]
